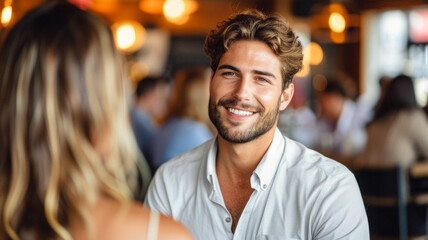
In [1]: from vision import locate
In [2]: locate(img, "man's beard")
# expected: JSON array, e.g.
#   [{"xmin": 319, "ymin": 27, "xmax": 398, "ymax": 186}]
[{"xmin": 208, "ymin": 97, "xmax": 280, "ymax": 143}]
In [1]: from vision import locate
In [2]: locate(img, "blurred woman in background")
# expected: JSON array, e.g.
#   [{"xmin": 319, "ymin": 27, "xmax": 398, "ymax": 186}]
[
  {"xmin": 354, "ymin": 74, "xmax": 428, "ymax": 170},
  {"xmin": 150, "ymin": 66, "xmax": 214, "ymax": 172},
  {"xmin": 0, "ymin": 2, "xmax": 192, "ymax": 239}
]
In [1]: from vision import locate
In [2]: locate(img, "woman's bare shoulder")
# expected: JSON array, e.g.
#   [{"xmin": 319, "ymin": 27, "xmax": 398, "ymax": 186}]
[
  {"xmin": 157, "ymin": 213, "xmax": 194, "ymax": 240},
  {"xmin": 89, "ymin": 197, "xmax": 193, "ymax": 240}
]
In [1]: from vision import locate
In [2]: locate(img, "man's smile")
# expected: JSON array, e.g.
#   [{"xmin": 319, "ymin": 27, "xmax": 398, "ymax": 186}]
[{"xmin": 227, "ymin": 107, "xmax": 254, "ymax": 116}]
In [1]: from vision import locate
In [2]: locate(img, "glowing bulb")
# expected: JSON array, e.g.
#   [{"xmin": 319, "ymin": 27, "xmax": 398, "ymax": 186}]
[
  {"xmin": 112, "ymin": 21, "xmax": 146, "ymax": 53},
  {"xmin": 304, "ymin": 42, "xmax": 324, "ymax": 66},
  {"xmin": 116, "ymin": 24, "xmax": 136, "ymax": 49},
  {"xmin": 1, "ymin": 6, "xmax": 12, "ymax": 27},
  {"xmin": 329, "ymin": 12, "xmax": 346, "ymax": 33},
  {"xmin": 163, "ymin": 0, "xmax": 185, "ymax": 19}
]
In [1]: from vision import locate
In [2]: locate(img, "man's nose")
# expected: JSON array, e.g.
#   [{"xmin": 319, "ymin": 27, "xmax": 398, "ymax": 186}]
[{"xmin": 232, "ymin": 76, "xmax": 251, "ymax": 100}]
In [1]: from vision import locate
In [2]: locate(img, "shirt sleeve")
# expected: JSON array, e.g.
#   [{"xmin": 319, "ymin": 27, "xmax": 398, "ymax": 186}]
[
  {"xmin": 312, "ymin": 171, "xmax": 369, "ymax": 240},
  {"xmin": 144, "ymin": 167, "xmax": 173, "ymax": 216}
]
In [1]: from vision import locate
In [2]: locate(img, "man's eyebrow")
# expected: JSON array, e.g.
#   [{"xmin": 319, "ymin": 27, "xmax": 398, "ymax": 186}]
[
  {"xmin": 253, "ymin": 70, "xmax": 276, "ymax": 79},
  {"xmin": 218, "ymin": 64, "xmax": 277, "ymax": 80},
  {"xmin": 218, "ymin": 64, "xmax": 240, "ymax": 72}
]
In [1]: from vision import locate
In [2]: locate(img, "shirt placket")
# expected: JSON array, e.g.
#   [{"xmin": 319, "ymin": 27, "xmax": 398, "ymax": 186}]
[
  {"xmin": 209, "ymin": 174, "xmax": 235, "ymax": 239},
  {"xmin": 232, "ymin": 184, "xmax": 265, "ymax": 239}
]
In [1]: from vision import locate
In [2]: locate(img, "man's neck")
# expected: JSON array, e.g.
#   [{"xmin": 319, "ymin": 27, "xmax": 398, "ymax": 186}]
[
  {"xmin": 215, "ymin": 128, "xmax": 276, "ymax": 233},
  {"xmin": 215, "ymin": 128, "xmax": 276, "ymax": 183}
]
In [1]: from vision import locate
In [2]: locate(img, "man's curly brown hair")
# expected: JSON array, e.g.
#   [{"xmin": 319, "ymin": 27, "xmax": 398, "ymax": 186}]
[{"xmin": 204, "ymin": 9, "xmax": 303, "ymax": 90}]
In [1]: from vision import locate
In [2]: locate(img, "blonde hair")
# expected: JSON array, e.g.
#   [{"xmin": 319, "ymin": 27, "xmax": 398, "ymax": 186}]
[
  {"xmin": 0, "ymin": 3, "xmax": 139, "ymax": 239},
  {"xmin": 161, "ymin": 66, "xmax": 211, "ymax": 126}
]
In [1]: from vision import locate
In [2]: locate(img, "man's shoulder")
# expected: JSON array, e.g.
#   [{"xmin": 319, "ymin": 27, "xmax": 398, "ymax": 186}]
[
  {"xmin": 283, "ymin": 137, "xmax": 352, "ymax": 180},
  {"xmin": 280, "ymin": 137, "xmax": 359, "ymax": 207},
  {"xmin": 145, "ymin": 139, "xmax": 213, "ymax": 214}
]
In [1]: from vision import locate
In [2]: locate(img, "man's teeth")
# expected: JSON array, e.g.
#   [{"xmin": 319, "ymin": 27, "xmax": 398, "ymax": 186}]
[{"xmin": 228, "ymin": 108, "xmax": 253, "ymax": 116}]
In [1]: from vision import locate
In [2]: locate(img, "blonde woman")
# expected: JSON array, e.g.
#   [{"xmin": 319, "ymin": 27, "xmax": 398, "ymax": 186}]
[{"xmin": 0, "ymin": 2, "xmax": 192, "ymax": 240}]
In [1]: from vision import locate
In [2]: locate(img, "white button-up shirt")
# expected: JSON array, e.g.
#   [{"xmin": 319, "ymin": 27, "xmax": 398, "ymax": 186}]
[{"xmin": 145, "ymin": 128, "xmax": 369, "ymax": 240}]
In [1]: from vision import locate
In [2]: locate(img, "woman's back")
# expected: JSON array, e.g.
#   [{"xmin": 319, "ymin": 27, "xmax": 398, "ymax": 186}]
[
  {"xmin": 356, "ymin": 109, "xmax": 428, "ymax": 169},
  {"xmin": 0, "ymin": 3, "xmax": 192, "ymax": 239},
  {"xmin": 355, "ymin": 74, "xmax": 428, "ymax": 170}
]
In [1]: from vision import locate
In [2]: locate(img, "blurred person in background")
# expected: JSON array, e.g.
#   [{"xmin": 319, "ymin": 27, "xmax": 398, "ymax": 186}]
[
  {"xmin": 314, "ymin": 78, "xmax": 372, "ymax": 165},
  {"xmin": 277, "ymin": 79, "xmax": 318, "ymax": 148},
  {"xmin": 424, "ymin": 97, "xmax": 428, "ymax": 118},
  {"xmin": 354, "ymin": 74, "xmax": 428, "ymax": 170},
  {"xmin": 130, "ymin": 76, "xmax": 171, "ymax": 164},
  {"xmin": 149, "ymin": 66, "xmax": 213, "ymax": 172},
  {"xmin": 374, "ymin": 75, "xmax": 392, "ymax": 112},
  {"xmin": 0, "ymin": 3, "xmax": 192, "ymax": 240}
]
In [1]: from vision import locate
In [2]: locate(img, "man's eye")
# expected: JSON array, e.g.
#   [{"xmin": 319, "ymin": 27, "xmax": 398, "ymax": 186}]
[
  {"xmin": 223, "ymin": 72, "xmax": 236, "ymax": 76},
  {"xmin": 257, "ymin": 77, "xmax": 269, "ymax": 83}
]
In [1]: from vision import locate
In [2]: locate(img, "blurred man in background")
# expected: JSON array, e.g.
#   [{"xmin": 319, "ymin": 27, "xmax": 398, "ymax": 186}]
[
  {"xmin": 315, "ymin": 78, "xmax": 373, "ymax": 166},
  {"xmin": 130, "ymin": 76, "xmax": 171, "ymax": 163}
]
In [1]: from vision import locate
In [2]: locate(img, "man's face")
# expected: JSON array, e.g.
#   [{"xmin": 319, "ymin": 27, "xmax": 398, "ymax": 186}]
[{"xmin": 209, "ymin": 40, "xmax": 293, "ymax": 143}]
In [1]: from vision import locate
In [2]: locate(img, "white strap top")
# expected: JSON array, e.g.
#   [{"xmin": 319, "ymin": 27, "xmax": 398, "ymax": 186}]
[{"xmin": 146, "ymin": 210, "xmax": 160, "ymax": 240}]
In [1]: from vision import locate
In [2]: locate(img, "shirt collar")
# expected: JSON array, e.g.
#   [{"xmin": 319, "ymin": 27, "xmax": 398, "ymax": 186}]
[
  {"xmin": 206, "ymin": 128, "xmax": 285, "ymax": 191},
  {"xmin": 206, "ymin": 138, "xmax": 218, "ymax": 190},
  {"xmin": 251, "ymin": 128, "xmax": 285, "ymax": 190}
]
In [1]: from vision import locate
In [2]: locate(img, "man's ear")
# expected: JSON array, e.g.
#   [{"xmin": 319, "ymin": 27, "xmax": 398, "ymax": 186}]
[{"xmin": 279, "ymin": 83, "xmax": 294, "ymax": 111}]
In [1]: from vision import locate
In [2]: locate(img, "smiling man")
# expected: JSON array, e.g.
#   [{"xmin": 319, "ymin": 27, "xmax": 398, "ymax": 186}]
[{"xmin": 145, "ymin": 10, "xmax": 369, "ymax": 240}]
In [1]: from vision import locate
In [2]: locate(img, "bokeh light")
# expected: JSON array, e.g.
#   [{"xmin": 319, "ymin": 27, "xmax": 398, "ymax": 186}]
[
  {"xmin": 313, "ymin": 74, "xmax": 328, "ymax": 91},
  {"xmin": 112, "ymin": 21, "xmax": 146, "ymax": 53},
  {"xmin": 305, "ymin": 42, "xmax": 324, "ymax": 66},
  {"xmin": 163, "ymin": 0, "xmax": 185, "ymax": 19},
  {"xmin": 162, "ymin": 0, "xmax": 198, "ymax": 24},
  {"xmin": 329, "ymin": 12, "xmax": 346, "ymax": 33},
  {"xmin": 1, "ymin": 5, "xmax": 12, "ymax": 27},
  {"xmin": 117, "ymin": 24, "xmax": 136, "ymax": 49}
]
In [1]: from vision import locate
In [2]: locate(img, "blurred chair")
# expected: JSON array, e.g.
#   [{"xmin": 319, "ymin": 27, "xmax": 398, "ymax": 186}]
[
  {"xmin": 409, "ymin": 162, "xmax": 428, "ymax": 240},
  {"xmin": 356, "ymin": 166, "xmax": 428, "ymax": 240},
  {"xmin": 356, "ymin": 167, "xmax": 408, "ymax": 240}
]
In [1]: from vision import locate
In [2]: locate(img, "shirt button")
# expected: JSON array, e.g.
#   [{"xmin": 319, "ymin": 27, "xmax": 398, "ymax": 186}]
[
  {"xmin": 262, "ymin": 184, "xmax": 267, "ymax": 190},
  {"xmin": 225, "ymin": 217, "xmax": 231, "ymax": 223}
]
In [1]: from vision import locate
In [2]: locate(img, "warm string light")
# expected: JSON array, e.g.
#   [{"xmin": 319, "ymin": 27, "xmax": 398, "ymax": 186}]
[
  {"xmin": 326, "ymin": 3, "xmax": 348, "ymax": 43},
  {"xmin": 296, "ymin": 42, "xmax": 324, "ymax": 77},
  {"xmin": 329, "ymin": 12, "xmax": 346, "ymax": 33},
  {"xmin": 111, "ymin": 21, "xmax": 146, "ymax": 53},
  {"xmin": 1, "ymin": 0, "xmax": 13, "ymax": 27},
  {"xmin": 139, "ymin": 0, "xmax": 199, "ymax": 25}
]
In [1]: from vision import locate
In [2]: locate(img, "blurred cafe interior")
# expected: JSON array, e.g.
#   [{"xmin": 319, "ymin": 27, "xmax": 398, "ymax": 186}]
[
  {"xmin": 1, "ymin": 0, "xmax": 428, "ymax": 239},
  {"xmin": 2, "ymin": 0, "xmax": 427, "ymax": 106}
]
